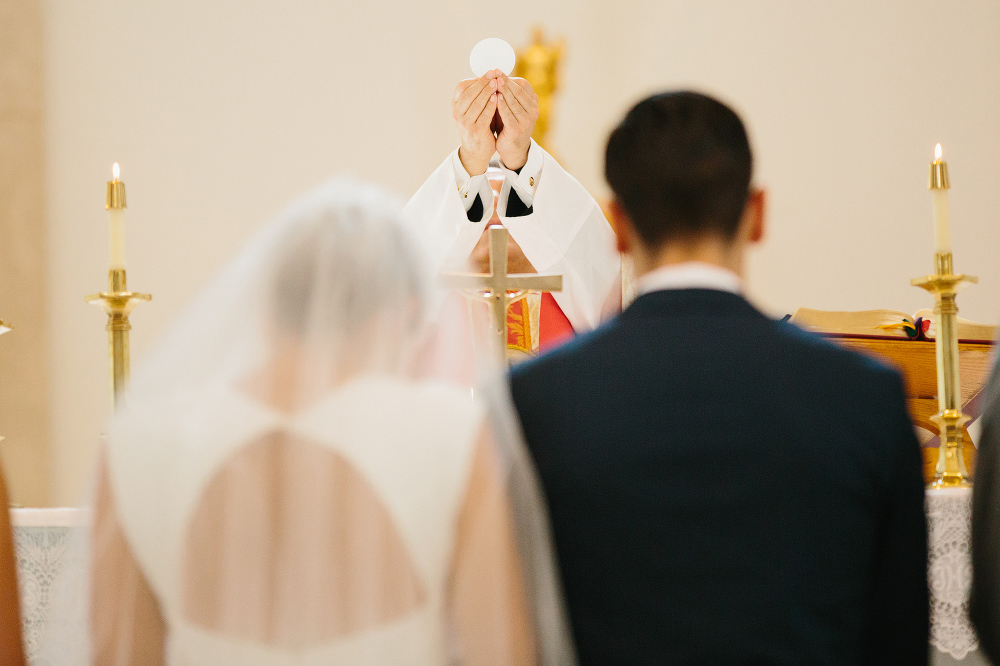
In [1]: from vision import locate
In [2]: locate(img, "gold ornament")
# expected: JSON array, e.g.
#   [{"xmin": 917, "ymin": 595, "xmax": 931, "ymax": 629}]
[{"xmin": 515, "ymin": 27, "xmax": 564, "ymax": 150}]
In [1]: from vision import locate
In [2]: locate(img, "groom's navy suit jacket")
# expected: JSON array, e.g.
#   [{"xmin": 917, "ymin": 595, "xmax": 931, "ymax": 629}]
[{"xmin": 510, "ymin": 289, "xmax": 929, "ymax": 665}]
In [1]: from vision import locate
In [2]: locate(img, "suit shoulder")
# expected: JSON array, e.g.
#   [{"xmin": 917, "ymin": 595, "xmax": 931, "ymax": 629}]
[
  {"xmin": 772, "ymin": 319, "xmax": 905, "ymax": 388},
  {"xmin": 510, "ymin": 320, "xmax": 620, "ymax": 391}
]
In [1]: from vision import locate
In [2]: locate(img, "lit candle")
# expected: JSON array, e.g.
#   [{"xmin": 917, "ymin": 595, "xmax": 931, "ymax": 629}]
[
  {"xmin": 107, "ymin": 163, "xmax": 127, "ymax": 270},
  {"xmin": 929, "ymin": 143, "xmax": 951, "ymax": 254}
]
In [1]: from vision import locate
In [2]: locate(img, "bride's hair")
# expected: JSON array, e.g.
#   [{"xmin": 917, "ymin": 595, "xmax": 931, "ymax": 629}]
[{"xmin": 270, "ymin": 180, "xmax": 427, "ymax": 340}]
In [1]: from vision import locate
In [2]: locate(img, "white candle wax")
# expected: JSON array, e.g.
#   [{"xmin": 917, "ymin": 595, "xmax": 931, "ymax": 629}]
[
  {"xmin": 929, "ymin": 145, "xmax": 951, "ymax": 255},
  {"xmin": 109, "ymin": 207, "xmax": 125, "ymax": 269},
  {"xmin": 932, "ymin": 188, "xmax": 950, "ymax": 254}
]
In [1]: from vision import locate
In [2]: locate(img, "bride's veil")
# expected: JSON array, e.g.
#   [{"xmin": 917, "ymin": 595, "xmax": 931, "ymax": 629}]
[{"xmin": 38, "ymin": 177, "xmax": 577, "ymax": 665}]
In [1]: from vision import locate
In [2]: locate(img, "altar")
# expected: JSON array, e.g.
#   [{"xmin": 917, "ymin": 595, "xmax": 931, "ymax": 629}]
[{"xmin": 8, "ymin": 498, "xmax": 988, "ymax": 664}]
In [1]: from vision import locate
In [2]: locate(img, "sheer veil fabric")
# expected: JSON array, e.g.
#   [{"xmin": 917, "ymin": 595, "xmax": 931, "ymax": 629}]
[{"xmin": 39, "ymin": 178, "xmax": 577, "ymax": 665}]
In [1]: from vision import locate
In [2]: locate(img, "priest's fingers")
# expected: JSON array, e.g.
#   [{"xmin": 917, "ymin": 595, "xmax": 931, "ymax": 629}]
[
  {"xmin": 454, "ymin": 73, "xmax": 488, "ymax": 104},
  {"xmin": 500, "ymin": 74, "xmax": 538, "ymax": 118},
  {"xmin": 454, "ymin": 73, "xmax": 495, "ymax": 117},
  {"xmin": 453, "ymin": 78, "xmax": 477, "ymax": 102},
  {"xmin": 467, "ymin": 83, "xmax": 497, "ymax": 127},
  {"xmin": 507, "ymin": 75, "xmax": 536, "ymax": 98},
  {"xmin": 505, "ymin": 74, "xmax": 539, "ymax": 120},
  {"xmin": 496, "ymin": 73, "xmax": 521, "ymax": 110},
  {"xmin": 496, "ymin": 91, "xmax": 519, "ymax": 130},
  {"xmin": 452, "ymin": 78, "xmax": 480, "ymax": 118},
  {"xmin": 476, "ymin": 92, "xmax": 498, "ymax": 130}
]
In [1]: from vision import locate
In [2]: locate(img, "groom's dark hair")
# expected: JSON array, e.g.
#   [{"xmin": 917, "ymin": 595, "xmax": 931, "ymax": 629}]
[{"xmin": 605, "ymin": 91, "xmax": 753, "ymax": 248}]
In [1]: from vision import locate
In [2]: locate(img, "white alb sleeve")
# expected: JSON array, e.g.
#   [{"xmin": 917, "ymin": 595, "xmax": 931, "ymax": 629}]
[
  {"xmin": 451, "ymin": 149, "xmax": 494, "ymax": 222},
  {"xmin": 497, "ymin": 139, "xmax": 543, "ymax": 217}
]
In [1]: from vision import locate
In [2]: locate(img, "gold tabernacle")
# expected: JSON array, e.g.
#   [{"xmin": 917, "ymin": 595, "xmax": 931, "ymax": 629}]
[{"xmin": 515, "ymin": 28, "xmax": 563, "ymax": 150}]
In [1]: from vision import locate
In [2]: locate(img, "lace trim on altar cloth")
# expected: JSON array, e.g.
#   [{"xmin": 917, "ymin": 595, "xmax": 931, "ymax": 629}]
[
  {"xmin": 13, "ymin": 521, "xmax": 78, "ymax": 662},
  {"xmin": 927, "ymin": 488, "xmax": 979, "ymax": 659}
]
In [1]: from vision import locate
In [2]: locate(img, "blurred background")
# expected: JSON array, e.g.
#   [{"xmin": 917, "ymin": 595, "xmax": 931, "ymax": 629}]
[{"xmin": 1, "ymin": 0, "xmax": 998, "ymax": 505}]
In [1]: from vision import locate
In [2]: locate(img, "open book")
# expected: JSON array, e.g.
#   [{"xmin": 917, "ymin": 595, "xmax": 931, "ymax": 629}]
[{"xmin": 788, "ymin": 308, "xmax": 998, "ymax": 343}]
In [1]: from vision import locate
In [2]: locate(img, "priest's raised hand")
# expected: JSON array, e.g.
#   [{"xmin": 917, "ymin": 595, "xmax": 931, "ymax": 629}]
[
  {"xmin": 453, "ymin": 70, "xmax": 539, "ymax": 176},
  {"xmin": 494, "ymin": 72, "xmax": 539, "ymax": 171},
  {"xmin": 452, "ymin": 71, "xmax": 499, "ymax": 176}
]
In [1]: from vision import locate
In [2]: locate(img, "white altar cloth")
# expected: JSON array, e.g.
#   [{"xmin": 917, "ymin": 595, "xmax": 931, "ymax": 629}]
[
  {"xmin": 6, "ymin": 491, "xmax": 984, "ymax": 664},
  {"xmin": 925, "ymin": 487, "xmax": 985, "ymax": 665},
  {"xmin": 11, "ymin": 508, "xmax": 83, "ymax": 664}
]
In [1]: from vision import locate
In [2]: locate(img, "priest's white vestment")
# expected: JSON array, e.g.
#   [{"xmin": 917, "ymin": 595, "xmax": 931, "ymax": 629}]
[{"xmin": 403, "ymin": 139, "xmax": 621, "ymax": 333}]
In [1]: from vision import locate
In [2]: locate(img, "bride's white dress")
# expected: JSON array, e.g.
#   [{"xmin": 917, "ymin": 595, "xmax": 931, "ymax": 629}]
[
  {"xmin": 41, "ymin": 178, "xmax": 576, "ymax": 666},
  {"xmin": 106, "ymin": 375, "xmax": 483, "ymax": 665}
]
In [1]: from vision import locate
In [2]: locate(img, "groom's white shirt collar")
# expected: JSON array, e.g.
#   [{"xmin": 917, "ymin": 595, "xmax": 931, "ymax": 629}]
[{"xmin": 637, "ymin": 261, "xmax": 743, "ymax": 296}]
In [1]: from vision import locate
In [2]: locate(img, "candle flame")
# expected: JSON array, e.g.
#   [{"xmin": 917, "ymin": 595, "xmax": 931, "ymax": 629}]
[
  {"xmin": 112, "ymin": 163, "xmax": 120, "ymax": 180},
  {"xmin": 934, "ymin": 144, "xmax": 942, "ymax": 162}
]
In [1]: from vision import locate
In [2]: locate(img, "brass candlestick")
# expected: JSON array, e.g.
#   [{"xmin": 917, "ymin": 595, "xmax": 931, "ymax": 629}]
[
  {"xmin": 912, "ymin": 159, "xmax": 975, "ymax": 488},
  {"xmin": 86, "ymin": 175, "xmax": 150, "ymax": 407}
]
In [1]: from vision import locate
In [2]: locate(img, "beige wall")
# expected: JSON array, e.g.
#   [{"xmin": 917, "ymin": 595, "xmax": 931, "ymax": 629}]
[
  {"xmin": 42, "ymin": 0, "xmax": 1000, "ymax": 504},
  {"xmin": 0, "ymin": 0, "xmax": 49, "ymax": 507}
]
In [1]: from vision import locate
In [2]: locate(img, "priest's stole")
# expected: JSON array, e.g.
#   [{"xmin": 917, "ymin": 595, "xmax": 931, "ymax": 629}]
[
  {"xmin": 506, "ymin": 292, "xmax": 574, "ymax": 360},
  {"xmin": 825, "ymin": 335, "xmax": 994, "ymax": 483}
]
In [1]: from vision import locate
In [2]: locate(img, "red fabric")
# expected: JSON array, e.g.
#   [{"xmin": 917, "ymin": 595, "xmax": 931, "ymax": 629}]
[
  {"xmin": 539, "ymin": 292, "xmax": 575, "ymax": 351},
  {"xmin": 506, "ymin": 299, "xmax": 532, "ymax": 352}
]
